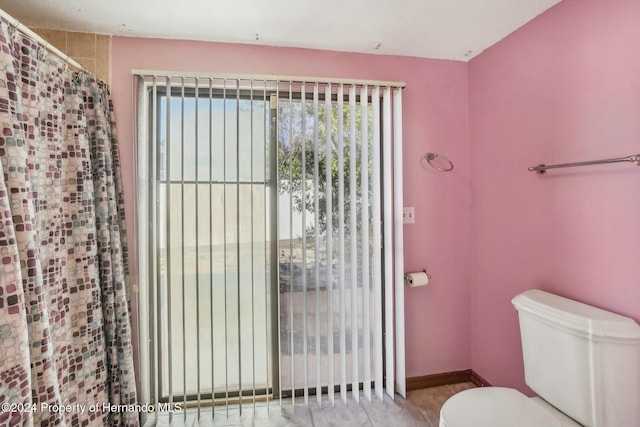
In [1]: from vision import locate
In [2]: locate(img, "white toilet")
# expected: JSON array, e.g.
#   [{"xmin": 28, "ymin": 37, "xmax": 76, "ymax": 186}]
[{"xmin": 439, "ymin": 289, "xmax": 640, "ymax": 427}]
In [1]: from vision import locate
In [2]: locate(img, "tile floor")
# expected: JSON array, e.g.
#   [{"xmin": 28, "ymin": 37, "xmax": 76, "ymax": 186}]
[{"xmin": 149, "ymin": 382, "xmax": 476, "ymax": 427}]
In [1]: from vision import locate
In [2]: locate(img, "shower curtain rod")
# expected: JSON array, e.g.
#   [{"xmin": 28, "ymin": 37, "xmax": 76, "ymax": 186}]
[{"xmin": 0, "ymin": 7, "xmax": 87, "ymax": 72}]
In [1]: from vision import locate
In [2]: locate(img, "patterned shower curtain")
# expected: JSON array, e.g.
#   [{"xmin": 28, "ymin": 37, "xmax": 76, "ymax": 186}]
[{"xmin": 0, "ymin": 18, "xmax": 138, "ymax": 427}]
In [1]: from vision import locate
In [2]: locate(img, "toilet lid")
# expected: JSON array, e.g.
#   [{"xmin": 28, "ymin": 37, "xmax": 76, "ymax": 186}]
[{"xmin": 439, "ymin": 387, "xmax": 568, "ymax": 427}]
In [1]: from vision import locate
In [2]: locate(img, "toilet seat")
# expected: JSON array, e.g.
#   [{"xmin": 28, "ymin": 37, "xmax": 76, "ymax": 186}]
[{"xmin": 439, "ymin": 387, "xmax": 582, "ymax": 427}]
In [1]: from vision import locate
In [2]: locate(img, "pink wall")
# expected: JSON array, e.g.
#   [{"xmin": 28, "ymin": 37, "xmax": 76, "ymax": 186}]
[
  {"xmin": 111, "ymin": 38, "xmax": 471, "ymax": 378},
  {"xmin": 469, "ymin": 0, "xmax": 640, "ymax": 393}
]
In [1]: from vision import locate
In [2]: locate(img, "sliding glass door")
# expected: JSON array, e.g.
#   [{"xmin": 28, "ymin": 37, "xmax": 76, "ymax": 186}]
[
  {"xmin": 146, "ymin": 80, "xmax": 276, "ymax": 406},
  {"xmin": 138, "ymin": 76, "xmax": 405, "ymax": 418}
]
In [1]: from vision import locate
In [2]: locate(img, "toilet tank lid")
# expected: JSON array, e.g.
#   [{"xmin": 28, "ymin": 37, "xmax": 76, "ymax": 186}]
[{"xmin": 512, "ymin": 289, "xmax": 640, "ymax": 342}]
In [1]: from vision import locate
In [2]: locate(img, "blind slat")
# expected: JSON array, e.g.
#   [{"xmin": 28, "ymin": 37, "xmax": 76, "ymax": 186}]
[
  {"xmin": 383, "ymin": 87, "xmax": 395, "ymax": 399},
  {"xmin": 180, "ymin": 78, "xmax": 188, "ymax": 420},
  {"xmin": 348, "ymin": 85, "xmax": 360, "ymax": 403},
  {"xmin": 337, "ymin": 84, "xmax": 347, "ymax": 405},
  {"xmin": 325, "ymin": 84, "xmax": 334, "ymax": 405},
  {"xmin": 371, "ymin": 87, "xmax": 383, "ymax": 401},
  {"xmin": 393, "ymin": 88, "xmax": 406, "ymax": 398},
  {"xmin": 301, "ymin": 84, "xmax": 309, "ymax": 406},
  {"xmin": 288, "ymin": 83, "xmax": 295, "ymax": 406},
  {"xmin": 360, "ymin": 86, "xmax": 371, "ymax": 402},
  {"xmin": 208, "ymin": 77, "xmax": 216, "ymax": 421},
  {"xmin": 151, "ymin": 76, "xmax": 160, "ymax": 422},
  {"xmin": 195, "ymin": 78, "xmax": 202, "ymax": 418},
  {"xmin": 313, "ymin": 84, "xmax": 322, "ymax": 406}
]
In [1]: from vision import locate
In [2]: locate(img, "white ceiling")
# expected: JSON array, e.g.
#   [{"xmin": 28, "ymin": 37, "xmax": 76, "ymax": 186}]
[{"xmin": 0, "ymin": 0, "xmax": 561, "ymax": 61}]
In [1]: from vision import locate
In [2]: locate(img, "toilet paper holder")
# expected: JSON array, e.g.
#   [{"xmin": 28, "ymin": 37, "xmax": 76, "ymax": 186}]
[{"xmin": 404, "ymin": 269, "xmax": 432, "ymax": 282}]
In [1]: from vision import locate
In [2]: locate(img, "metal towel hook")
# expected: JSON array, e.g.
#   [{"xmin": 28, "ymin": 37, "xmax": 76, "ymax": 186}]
[{"xmin": 424, "ymin": 152, "xmax": 454, "ymax": 172}]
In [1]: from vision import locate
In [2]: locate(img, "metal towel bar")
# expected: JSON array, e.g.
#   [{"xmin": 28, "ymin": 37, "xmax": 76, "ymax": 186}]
[{"xmin": 528, "ymin": 154, "xmax": 640, "ymax": 174}]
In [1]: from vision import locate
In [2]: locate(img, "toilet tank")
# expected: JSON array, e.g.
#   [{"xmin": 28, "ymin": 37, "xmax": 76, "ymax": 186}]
[{"xmin": 512, "ymin": 289, "xmax": 640, "ymax": 427}]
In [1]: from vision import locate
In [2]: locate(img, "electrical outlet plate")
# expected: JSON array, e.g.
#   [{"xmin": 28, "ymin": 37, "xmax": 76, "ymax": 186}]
[{"xmin": 403, "ymin": 207, "xmax": 415, "ymax": 224}]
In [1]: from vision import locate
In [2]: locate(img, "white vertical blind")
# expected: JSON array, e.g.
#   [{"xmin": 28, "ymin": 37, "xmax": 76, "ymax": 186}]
[
  {"xmin": 135, "ymin": 73, "xmax": 405, "ymax": 423},
  {"xmin": 164, "ymin": 77, "xmax": 174, "ymax": 421},
  {"xmin": 348, "ymin": 85, "xmax": 359, "ymax": 404},
  {"xmin": 301, "ymin": 83, "xmax": 309, "ymax": 407},
  {"xmin": 271, "ymin": 80, "xmax": 406, "ymax": 405},
  {"xmin": 263, "ymin": 83, "xmax": 272, "ymax": 416},
  {"xmin": 324, "ymin": 83, "xmax": 335, "ymax": 406},
  {"xmin": 312, "ymin": 83, "xmax": 322, "ymax": 405},
  {"xmin": 135, "ymin": 77, "xmax": 151, "ymax": 424},
  {"xmin": 382, "ymin": 87, "xmax": 395, "ymax": 399},
  {"xmin": 337, "ymin": 84, "xmax": 347, "ymax": 405},
  {"xmin": 371, "ymin": 87, "xmax": 383, "ymax": 401},
  {"xmin": 360, "ymin": 85, "xmax": 372, "ymax": 403},
  {"xmin": 150, "ymin": 76, "xmax": 160, "ymax": 423},
  {"xmin": 287, "ymin": 82, "xmax": 295, "ymax": 407},
  {"xmin": 393, "ymin": 88, "xmax": 406, "ymax": 398}
]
